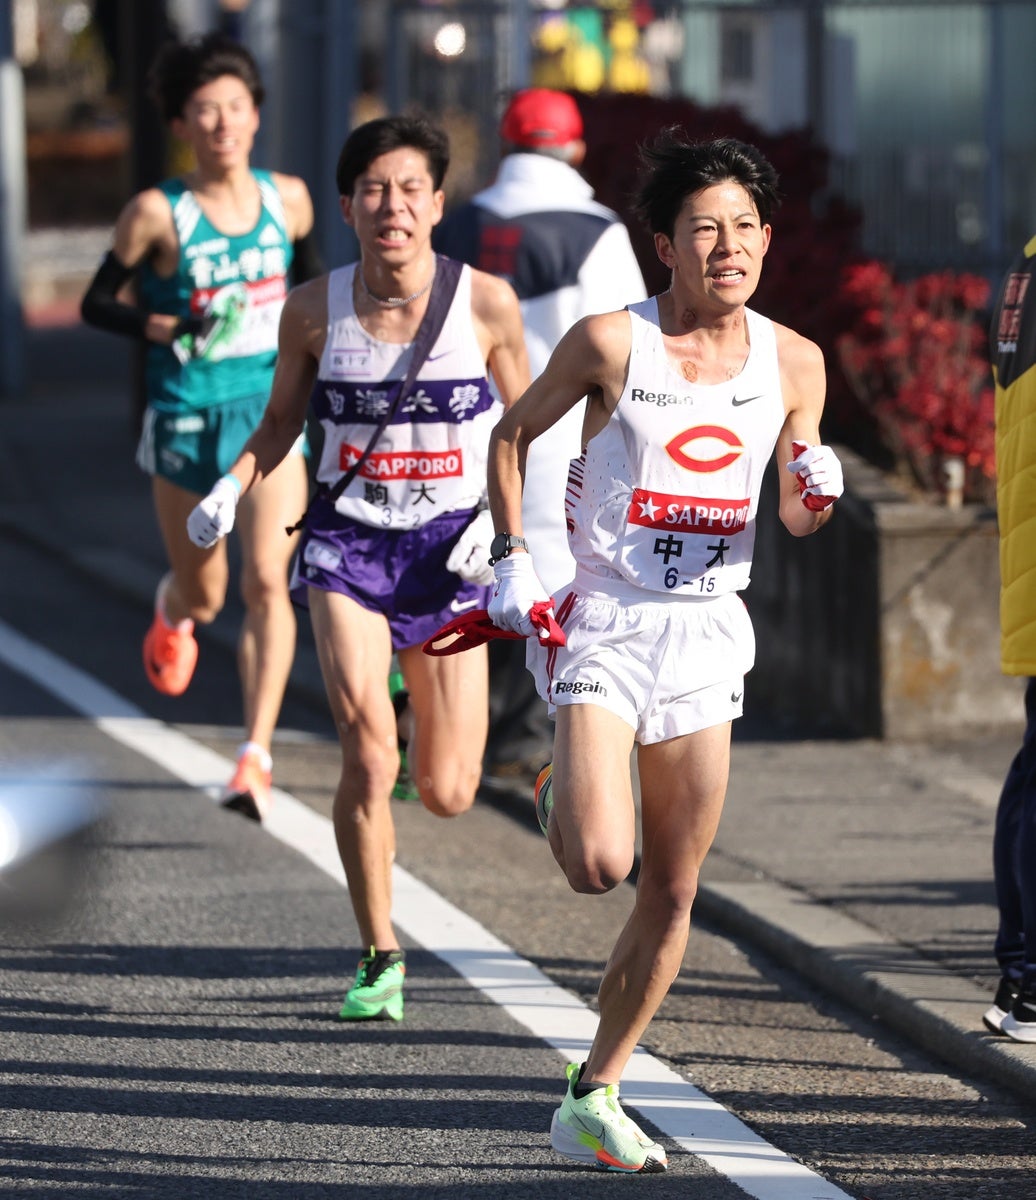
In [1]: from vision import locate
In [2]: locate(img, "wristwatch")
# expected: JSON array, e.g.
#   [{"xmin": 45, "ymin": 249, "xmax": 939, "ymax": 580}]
[{"xmin": 488, "ymin": 532, "xmax": 529, "ymax": 566}]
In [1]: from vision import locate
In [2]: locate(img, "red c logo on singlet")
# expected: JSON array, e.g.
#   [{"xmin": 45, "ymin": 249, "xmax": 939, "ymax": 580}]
[{"xmin": 666, "ymin": 425, "xmax": 744, "ymax": 473}]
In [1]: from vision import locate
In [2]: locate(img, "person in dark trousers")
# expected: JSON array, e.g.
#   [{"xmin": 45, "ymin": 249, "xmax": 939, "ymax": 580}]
[
  {"xmin": 80, "ymin": 32, "xmax": 320, "ymax": 822},
  {"xmin": 435, "ymin": 88, "xmax": 647, "ymax": 782},
  {"xmin": 186, "ymin": 114, "xmax": 529, "ymax": 1023},
  {"xmin": 984, "ymin": 234, "xmax": 1036, "ymax": 1042},
  {"xmin": 486, "ymin": 131, "xmax": 843, "ymax": 1171}
]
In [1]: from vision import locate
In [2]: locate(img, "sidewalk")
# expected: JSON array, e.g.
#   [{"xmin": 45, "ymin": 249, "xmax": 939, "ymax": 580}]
[{"xmin": 2, "ymin": 313, "xmax": 1034, "ymax": 1104}]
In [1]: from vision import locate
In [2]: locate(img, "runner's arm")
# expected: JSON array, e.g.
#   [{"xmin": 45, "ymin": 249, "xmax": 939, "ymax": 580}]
[
  {"xmin": 470, "ymin": 268, "xmax": 530, "ymax": 409},
  {"xmin": 274, "ymin": 171, "xmax": 324, "ymax": 285},
  {"xmin": 291, "ymin": 230, "xmax": 325, "ymax": 284},
  {"xmin": 80, "ymin": 190, "xmax": 185, "ymax": 346},
  {"xmin": 488, "ymin": 310, "xmax": 627, "ymax": 541},
  {"xmin": 774, "ymin": 327, "xmax": 835, "ymax": 535}
]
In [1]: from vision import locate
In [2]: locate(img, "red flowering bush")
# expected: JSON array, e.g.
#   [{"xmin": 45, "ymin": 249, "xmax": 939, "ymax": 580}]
[
  {"xmin": 571, "ymin": 91, "xmax": 995, "ymax": 503},
  {"xmin": 836, "ymin": 263, "xmax": 995, "ymax": 503}
]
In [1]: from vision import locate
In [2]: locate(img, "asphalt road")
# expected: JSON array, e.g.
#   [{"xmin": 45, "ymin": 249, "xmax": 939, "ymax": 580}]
[{"xmin": 1, "ymin": 495, "xmax": 1035, "ymax": 1197}]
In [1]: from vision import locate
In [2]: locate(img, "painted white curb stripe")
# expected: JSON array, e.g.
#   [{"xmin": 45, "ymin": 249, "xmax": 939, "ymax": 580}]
[{"xmin": 0, "ymin": 618, "xmax": 852, "ymax": 1200}]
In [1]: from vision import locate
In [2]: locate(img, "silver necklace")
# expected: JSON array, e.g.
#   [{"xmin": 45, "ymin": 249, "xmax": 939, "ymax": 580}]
[{"xmin": 359, "ymin": 265, "xmax": 435, "ymax": 308}]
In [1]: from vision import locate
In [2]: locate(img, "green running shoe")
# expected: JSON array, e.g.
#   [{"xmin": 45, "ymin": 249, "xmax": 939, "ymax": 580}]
[
  {"xmin": 534, "ymin": 762, "xmax": 553, "ymax": 836},
  {"xmin": 389, "ymin": 670, "xmax": 418, "ymax": 802},
  {"xmin": 338, "ymin": 947, "xmax": 405, "ymax": 1021},
  {"xmin": 550, "ymin": 1062, "xmax": 668, "ymax": 1173}
]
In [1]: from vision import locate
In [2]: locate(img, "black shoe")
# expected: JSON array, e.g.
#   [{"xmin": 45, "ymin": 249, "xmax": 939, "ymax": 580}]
[{"xmin": 983, "ymin": 976, "xmax": 1020, "ymax": 1033}]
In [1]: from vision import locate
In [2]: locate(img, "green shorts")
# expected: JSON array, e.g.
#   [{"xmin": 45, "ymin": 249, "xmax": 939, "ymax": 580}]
[{"xmin": 136, "ymin": 393, "xmax": 307, "ymax": 494}]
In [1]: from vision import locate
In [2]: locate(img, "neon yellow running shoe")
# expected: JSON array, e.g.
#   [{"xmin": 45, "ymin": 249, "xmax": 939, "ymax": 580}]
[
  {"xmin": 338, "ymin": 948, "xmax": 405, "ymax": 1021},
  {"xmin": 550, "ymin": 1062, "xmax": 668, "ymax": 1173}
]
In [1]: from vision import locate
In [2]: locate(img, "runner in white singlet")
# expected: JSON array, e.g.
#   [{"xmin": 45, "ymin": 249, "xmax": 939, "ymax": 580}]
[{"xmin": 486, "ymin": 132, "xmax": 845, "ymax": 1173}]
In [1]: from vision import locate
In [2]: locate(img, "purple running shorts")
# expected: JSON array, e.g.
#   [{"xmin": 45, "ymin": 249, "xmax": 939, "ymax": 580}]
[{"xmin": 290, "ymin": 495, "xmax": 491, "ymax": 650}]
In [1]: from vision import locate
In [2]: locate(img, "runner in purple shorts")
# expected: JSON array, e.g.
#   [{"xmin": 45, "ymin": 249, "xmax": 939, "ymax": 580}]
[{"xmin": 187, "ymin": 113, "xmax": 529, "ymax": 1023}]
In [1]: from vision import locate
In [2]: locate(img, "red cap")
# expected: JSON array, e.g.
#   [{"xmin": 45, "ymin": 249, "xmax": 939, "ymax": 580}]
[{"xmin": 500, "ymin": 88, "xmax": 583, "ymax": 148}]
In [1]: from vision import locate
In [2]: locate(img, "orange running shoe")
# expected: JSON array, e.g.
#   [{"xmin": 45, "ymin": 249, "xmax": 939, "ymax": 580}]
[
  {"xmin": 142, "ymin": 611, "xmax": 198, "ymax": 696},
  {"xmin": 534, "ymin": 762, "xmax": 553, "ymax": 836},
  {"xmin": 222, "ymin": 744, "xmax": 273, "ymax": 822}
]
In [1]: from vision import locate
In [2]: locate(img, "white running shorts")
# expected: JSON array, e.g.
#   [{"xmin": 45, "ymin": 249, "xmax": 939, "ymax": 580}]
[{"xmin": 528, "ymin": 581, "xmax": 756, "ymax": 744}]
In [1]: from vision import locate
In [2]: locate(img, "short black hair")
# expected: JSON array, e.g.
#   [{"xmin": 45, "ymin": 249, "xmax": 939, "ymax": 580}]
[
  {"xmin": 633, "ymin": 130, "xmax": 781, "ymax": 238},
  {"xmin": 335, "ymin": 114, "xmax": 450, "ymax": 197},
  {"xmin": 148, "ymin": 32, "xmax": 264, "ymax": 123}
]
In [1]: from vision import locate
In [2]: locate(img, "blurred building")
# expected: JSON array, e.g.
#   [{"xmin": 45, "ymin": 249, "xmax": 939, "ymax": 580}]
[
  {"xmin": 383, "ymin": 0, "xmax": 1035, "ymax": 284},
  {"xmin": 8, "ymin": 0, "xmax": 1034, "ymax": 297}
]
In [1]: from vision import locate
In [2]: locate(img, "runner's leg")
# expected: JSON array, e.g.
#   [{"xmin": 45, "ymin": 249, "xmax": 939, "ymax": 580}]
[
  {"xmin": 234, "ymin": 452, "xmax": 308, "ymax": 752},
  {"xmin": 397, "ymin": 640, "xmax": 489, "ymax": 817},
  {"xmin": 309, "ymin": 588, "xmax": 399, "ymax": 950},
  {"xmin": 557, "ymin": 715, "xmax": 731, "ymax": 1087},
  {"xmin": 151, "ymin": 474, "xmax": 230, "ymax": 625},
  {"xmin": 548, "ymin": 701, "xmax": 637, "ymax": 890}
]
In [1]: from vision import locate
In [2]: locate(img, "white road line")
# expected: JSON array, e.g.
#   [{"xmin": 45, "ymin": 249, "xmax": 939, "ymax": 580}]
[{"xmin": 0, "ymin": 618, "xmax": 852, "ymax": 1199}]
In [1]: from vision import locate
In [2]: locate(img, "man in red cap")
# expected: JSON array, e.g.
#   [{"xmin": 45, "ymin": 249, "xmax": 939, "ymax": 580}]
[
  {"xmin": 436, "ymin": 87, "xmax": 646, "ymax": 783},
  {"xmin": 499, "ymin": 86, "xmax": 585, "ymax": 148}
]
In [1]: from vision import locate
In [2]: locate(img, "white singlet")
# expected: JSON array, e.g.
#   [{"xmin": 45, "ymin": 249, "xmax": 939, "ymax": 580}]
[
  {"xmin": 308, "ymin": 262, "xmax": 500, "ymax": 531},
  {"xmin": 564, "ymin": 297, "xmax": 785, "ymax": 598}
]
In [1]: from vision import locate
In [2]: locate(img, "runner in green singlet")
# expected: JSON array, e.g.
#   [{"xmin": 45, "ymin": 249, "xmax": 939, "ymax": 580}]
[{"xmin": 81, "ymin": 32, "xmax": 323, "ymax": 820}]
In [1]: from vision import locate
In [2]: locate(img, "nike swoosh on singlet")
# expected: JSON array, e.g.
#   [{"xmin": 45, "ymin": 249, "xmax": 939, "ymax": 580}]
[
  {"xmin": 731, "ymin": 394, "xmax": 764, "ymax": 406},
  {"xmin": 450, "ymin": 597, "xmax": 480, "ymax": 612}
]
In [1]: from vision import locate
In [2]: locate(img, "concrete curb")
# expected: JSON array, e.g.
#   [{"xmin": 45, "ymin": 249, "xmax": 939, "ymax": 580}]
[{"xmin": 697, "ymin": 879, "xmax": 1036, "ymax": 1098}]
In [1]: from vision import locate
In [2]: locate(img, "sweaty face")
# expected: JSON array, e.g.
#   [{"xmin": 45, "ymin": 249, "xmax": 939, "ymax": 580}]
[
  {"xmin": 174, "ymin": 75, "xmax": 259, "ymax": 168},
  {"xmin": 656, "ymin": 181, "xmax": 771, "ymax": 308},
  {"xmin": 341, "ymin": 147, "xmax": 445, "ymax": 264}
]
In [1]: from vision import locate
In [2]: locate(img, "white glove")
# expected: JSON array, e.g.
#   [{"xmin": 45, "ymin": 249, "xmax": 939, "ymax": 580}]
[
  {"xmin": 446, "ymin": 507, "xmax": 495, "ymax": 587},
  {"xmin": 487, "ymin": 554, "xmax": 552, "ymax": 637},
  {"xmin": 786, "ymin": 441, "xmax": 844, "ymax": 511},
  {"xmin": 187, "ymin": 475, "xmax": 241, "ymax": 548}
]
